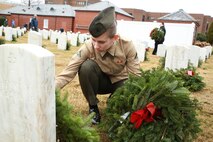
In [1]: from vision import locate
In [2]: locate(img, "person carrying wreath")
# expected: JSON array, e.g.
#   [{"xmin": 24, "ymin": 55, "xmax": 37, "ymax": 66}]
[{"xmin": 152, "ymin": 22, "xmax": 166, "ymax": 55}]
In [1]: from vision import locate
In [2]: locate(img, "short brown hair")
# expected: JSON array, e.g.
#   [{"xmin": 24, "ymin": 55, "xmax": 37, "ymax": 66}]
[{"xmin": 106, "ymin": 21, "xmax": 117, "ymax": 38}]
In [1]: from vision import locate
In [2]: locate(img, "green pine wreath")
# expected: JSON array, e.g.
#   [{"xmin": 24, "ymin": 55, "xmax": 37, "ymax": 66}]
[
  {"xmin": 169, "ymin": 67, "xmax": 206, "ymax": 92},
  {"xmin": 56, "ymin": 90, "xmax": 100, "ymax": 142},
  {"xmin": 104, "ymin": 68, "xmax": 201, "ymax": 142},
  {"xmin": 150, "ymin": 28, "xmax": 164, "ymax": 42}
]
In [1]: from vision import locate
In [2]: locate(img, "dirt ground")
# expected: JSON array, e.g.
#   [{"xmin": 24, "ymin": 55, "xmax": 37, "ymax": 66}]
[{"xmin": 3, "ymin": 32, "xmax": 213, "ymax": 142}]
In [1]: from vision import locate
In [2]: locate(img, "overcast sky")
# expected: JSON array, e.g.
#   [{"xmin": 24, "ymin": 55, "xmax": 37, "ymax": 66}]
[
  {"xmin": 104, "ymin": 0, "xmax": 213, "ymax": 16},
  {"xmin": 2, "ymin": 0, "xmax": 213, "ymax": 16}
]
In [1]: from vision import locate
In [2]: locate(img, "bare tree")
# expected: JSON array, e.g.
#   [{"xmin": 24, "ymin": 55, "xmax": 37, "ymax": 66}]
[{"xmin": 21, "ymin": 0, "xmax": 43, "ymax": 6}]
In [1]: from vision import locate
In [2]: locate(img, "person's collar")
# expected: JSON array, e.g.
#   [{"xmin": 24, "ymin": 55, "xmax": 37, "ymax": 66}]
[{"xmin": 100, "ymin": 40, "xmax": 119, "ymax": 57}]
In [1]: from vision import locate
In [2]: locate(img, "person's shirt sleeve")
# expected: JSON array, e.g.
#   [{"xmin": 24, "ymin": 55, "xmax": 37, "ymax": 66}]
[{"xmin": 55, "ymin": 44, "xmax": 89, "ymax": 89}]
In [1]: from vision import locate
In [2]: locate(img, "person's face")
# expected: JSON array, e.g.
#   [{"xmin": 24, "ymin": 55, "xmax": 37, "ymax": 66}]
[{"xmin": 91, "ymin": 32, "xmax": 117, "ymax": 52}]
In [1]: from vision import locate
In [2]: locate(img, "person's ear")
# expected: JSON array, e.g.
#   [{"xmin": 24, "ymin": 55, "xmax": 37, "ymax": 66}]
[{"xmin": 113, "ymin": 34, "xmax": 119, "ymax": 40}]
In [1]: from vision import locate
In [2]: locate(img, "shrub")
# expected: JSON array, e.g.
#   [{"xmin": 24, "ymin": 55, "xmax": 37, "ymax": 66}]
[
  {"xmin": 0, "ymin": 38, "xmax": 5, "ymax": 45},
  {"xmin": 66, "ymin": 42, "xmax": 71, "ymax": 50},
  {"xmin": 207, "ymin": 22, "xmax": 213, "ymax": 45},
  {"xmin": 158, "ymin": 57, "xmax": 165, "ymax": 69},
  {"xmin": 12, "ymin": 35, "xmax": 17, "ymax": 42},
  {"xmin": 196, "ymin": 33, "xmax": 207, "ymax": 42},
  {"xmin": 0, "ymin": 16, "xmax": 6, "ymax": 26}
]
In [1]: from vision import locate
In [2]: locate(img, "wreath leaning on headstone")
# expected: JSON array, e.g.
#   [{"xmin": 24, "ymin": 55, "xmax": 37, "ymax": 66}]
[
  {"xmin": 169, "ymin": 67, "xmax": 206, "ymax": 92},
  {"xmin": 103, "ymin": 68, "xmax": 201, "ymax": 142}
]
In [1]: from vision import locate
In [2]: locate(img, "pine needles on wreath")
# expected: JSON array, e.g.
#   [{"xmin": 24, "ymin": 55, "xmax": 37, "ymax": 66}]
[
  {"xmin": 168, "ymin": 67, "xmax": 206, "ymax": 92},
  {"xmin": 103, "ymin": 68, "xmax": 201, "ymax": 142},
  {"xmin": 56, "ymin": 90, "xmax": 100, "ymax": 142}
]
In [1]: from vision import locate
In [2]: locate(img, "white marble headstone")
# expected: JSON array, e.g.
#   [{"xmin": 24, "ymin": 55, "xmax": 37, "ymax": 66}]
[
  {"xmin": 28, "ymin": 31, "xmax": 42, "ymax": 46},
  {"xmin": 70, "ymin": 33, "xmax": 78, "ymax": 46},
  {"xmin": 58, "ymin": 33, "xmax": 67, "ymax": 50},
  {"xmin": 204, "ymin": 45, "xmax": 212, "ymax": 59},
  {"xmin": 133, "ymin": 40, "xmax": 147, "ymax": 62},
  {"xmin": 165, "ymin": 45, "xmax": 190, "ymax": 71},
  {"xmin": 50, "ymin": 31, "xmax": 59, "ymax": 44},
  {"xmin": 0, "ymin": 26, "xmax": 3, "ymax": 36},
  {"xmin": 42, "ymin": 29, "xmax": 49, "ymax": 40},
  {"xmin": 12, "ymin": 28, "xmax": 18, "ymax": 38},
  {"xmin": 157, "ymin": 44, "xmax": 167, "ymax": 57},
  {"xmin": 78, "ymin": 33, "xmax": 87, "ymax": 44},
  {"xmin": 4, "ymin": 27, "xmax": 13, "ymax": 41},
  {"xmin": 188, "ymin": 45, "xmax": 200, "ymax": 67},
  {"xmin": 0, "ymin": 44, "xmax": 56, "ymax": 142},
  {"xmin": 199, "ymin": 47, "xmax": 207, "ymax": 62}
]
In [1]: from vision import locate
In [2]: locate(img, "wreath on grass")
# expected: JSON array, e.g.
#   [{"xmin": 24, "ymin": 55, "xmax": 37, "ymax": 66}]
[
  {"xmin": 103, "ymin": 68, "xmax": 201, "ymax": 142},
  {"xmin": 158, "ymin": 59, "xmax": 206, "ymax": 92},
  {"xmin": 169, "ymin": 67, "xmax": 206, "ymax": 92}
]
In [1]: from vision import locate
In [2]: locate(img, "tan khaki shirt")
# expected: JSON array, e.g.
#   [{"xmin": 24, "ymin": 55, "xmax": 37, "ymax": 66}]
[{"xmin": 55, "ymin": 36, "xmax": 141, "ymax": 89}]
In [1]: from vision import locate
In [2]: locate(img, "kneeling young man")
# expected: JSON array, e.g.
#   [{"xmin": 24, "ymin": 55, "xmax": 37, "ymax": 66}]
[{"xmin": 55, "ymin": 7, "xmax": 141, "ymax": 124}]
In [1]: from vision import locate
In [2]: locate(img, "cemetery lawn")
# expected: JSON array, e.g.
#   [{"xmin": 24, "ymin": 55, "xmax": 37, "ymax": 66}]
[{"xmin": 6, "ymin": 32, "xmax": 213, "ymax": 142}]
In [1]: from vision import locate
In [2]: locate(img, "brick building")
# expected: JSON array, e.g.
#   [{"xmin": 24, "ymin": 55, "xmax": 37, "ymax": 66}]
[
  {"xmin": 0, "ymin": 4, "xmax": 76, "ymax": 31},
  {"xmin": 0, "ymin": 1, "xmax": 133, "ymax": 32},
  {"xmin": 0, "ymin": 0, "xmax": 212, "ymax": 34},
  {"xmin": 123, "ymin": 8, "xmax": 213, "ymax": 33},
  {"xmin": 74, "ymin": 1, "xmax": 133, "ymax": 33}
]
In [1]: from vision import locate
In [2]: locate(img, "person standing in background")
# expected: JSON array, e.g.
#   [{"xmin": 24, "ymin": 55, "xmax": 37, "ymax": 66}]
[
  {"xmin": 152, "ymin": 22, "xmax": 166, "ymax": 55},
  {"xmin": 31, "ymin": 15, "xmax": 38, "ymax": 32},
  {"xmin": 12, "ymin": 19, "xmax": 15, "ymax": 28}
]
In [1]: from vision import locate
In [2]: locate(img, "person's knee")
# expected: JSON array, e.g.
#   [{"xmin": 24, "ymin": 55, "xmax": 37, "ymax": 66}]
[{"xmin": 79, "ymin": 60, "xmax": 97, "ymax": 75}]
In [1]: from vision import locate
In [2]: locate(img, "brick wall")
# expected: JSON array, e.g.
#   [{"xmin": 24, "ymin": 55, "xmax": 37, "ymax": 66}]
[{"xmin": 74, "ymin": 11, "xmax": 133, "ymax": 33}]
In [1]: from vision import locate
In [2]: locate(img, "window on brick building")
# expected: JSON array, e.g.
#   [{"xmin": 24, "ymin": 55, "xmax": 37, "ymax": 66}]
[
  {"xmin": 43, "ymin": 19, "xmax": 48, "ymax": 29},
  {"xmin": 76, "ymin": 1, "xmax": 87, "ymax": 6}
]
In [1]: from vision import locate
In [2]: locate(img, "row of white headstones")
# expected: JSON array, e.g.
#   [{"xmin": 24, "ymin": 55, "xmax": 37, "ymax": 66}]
[
  {"xmin": 133, "ymin": 40, "xmax": 212, "ymax": 70},
  {"xmin": 0, "ymin": 26, "xmax": 90, "ymax": 48},
  {"xmin": 0, "ymin": 26, "xmax": 212, "ymax": 141},
  {"xmin": 28, "ymin": 29, "xmax": 91, "ymax": 49}
]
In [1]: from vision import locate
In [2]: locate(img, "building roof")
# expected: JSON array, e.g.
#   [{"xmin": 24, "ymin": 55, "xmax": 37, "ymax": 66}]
[
  {"xmin": 158, "ymin": 9, "xmax": 197, "ymax": 22},
  {"xmin": 74, "ymin": 1, "xmax": 133, "ymax": 18},
  {"xmin": 0, "ymin": 4, "xmax": 75, "ymax": 17}
]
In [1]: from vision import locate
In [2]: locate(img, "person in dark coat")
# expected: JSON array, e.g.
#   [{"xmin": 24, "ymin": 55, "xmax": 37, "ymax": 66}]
[
  {"xmin": 31, "ymin": 15, "xmax": 38, "ymax": 32},
  {"xmin": 152, "ymin": 22, "xmax": 166, "ymax": 55}
]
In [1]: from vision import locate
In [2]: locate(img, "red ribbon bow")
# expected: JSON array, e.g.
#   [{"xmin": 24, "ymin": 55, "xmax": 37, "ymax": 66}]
[{"xmin": 130, "ymin": 102, "xmax": 156, "ymax": 129}]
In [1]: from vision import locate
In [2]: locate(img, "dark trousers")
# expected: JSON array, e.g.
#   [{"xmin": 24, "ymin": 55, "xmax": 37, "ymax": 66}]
[
  {"xmin": 78, "ymin": 60, "xmax": 125, "ymax": 106},
  {"xmin": 152, "ymin": 41, "xmax": 159, "ymax": 55}
]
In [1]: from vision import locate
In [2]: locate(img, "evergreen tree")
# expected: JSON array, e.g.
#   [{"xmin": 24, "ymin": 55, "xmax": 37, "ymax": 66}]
[{"xmin": 207, "ymin": 22, "xmax": 213, "ymax": 45}]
